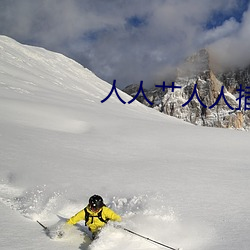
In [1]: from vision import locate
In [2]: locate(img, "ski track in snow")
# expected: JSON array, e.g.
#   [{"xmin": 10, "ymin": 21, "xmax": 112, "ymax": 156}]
[{"xmin": 0, "ymin": 99, "xmax": 91, "ymax": 134}]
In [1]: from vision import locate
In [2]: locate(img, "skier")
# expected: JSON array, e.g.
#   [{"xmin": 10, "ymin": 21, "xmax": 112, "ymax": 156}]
[{"xmin": 66, "ymin": 194, "xmax": 121, "ymax": 239}]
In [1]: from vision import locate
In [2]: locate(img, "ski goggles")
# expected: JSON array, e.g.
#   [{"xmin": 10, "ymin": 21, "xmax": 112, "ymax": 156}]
[{"xmin": 89, "ymin": 205, "xmax": 101, "ymax": 212}]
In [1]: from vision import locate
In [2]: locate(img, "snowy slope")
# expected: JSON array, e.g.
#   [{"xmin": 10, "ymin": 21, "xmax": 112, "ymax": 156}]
[{"xmin": 0, "ymin": 36, "xmax": 250, "ymax": 250}]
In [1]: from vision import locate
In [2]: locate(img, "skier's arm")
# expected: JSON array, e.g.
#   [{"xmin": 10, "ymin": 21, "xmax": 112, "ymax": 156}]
[
  {"xmin": 104, "ymin": 207, "xmax": 122, "ymax": 222},
  {"xmin": 67, "ymin": 209, "xmax": 85, "ymax": 225}
]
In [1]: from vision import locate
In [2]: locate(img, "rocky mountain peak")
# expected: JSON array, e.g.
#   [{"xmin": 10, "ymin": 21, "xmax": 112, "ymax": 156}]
[
  {"xmin": 177, "ymin": 48, "xmax": 210, "ymax": 79},
  {"xmin": 123, "ymin": 48, "xmax": 250, "ymax": 130}
]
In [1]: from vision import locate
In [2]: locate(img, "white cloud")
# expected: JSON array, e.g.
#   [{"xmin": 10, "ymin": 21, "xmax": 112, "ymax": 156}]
[
  {"xmin": 209, "ymin": 4, "xmax": 250, "ymax": 69},
  {"xmin": 200, "ymin": 18, "xmax": 240, "ymax": 45},
  {"xmin": 0, "ymin": 0, "xmax": 249, "ymax": 88}
]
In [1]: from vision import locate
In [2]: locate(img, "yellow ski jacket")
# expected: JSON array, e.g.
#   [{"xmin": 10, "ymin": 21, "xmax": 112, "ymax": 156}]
[{"xmin": 67, "ymin": 206, "xmax": 121, "ymax": 233}]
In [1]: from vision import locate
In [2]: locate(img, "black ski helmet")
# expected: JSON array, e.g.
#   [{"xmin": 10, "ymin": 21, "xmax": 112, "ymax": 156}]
[{"xmin": 89, "ymin": 195, "xmax": 104, "ymax": 210}]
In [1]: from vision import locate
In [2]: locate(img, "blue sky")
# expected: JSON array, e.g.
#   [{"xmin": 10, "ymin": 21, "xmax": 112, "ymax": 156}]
[
  {"xmin": 0, "ymin": 0, "xmax": 249, "ymax": 88},
  {"xmin": 206, "ymin": 0, "xmax": 249, "ymax": 28}
]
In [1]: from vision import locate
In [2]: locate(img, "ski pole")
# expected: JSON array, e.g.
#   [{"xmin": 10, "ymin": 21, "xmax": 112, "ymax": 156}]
[
  {"xmin": 37, "ymin": 220, "xmax": 48, "ymax": 231},
  {"xmin": 122, "ymin": 227, "xmax": 180, "ymax": 250}
]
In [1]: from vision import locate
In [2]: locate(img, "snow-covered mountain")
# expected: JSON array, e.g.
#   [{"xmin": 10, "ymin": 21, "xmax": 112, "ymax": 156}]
[
  {"xmin": 0, "ymin": 36, "xmax": 250, "ymax": 250},
  {"xmin": 124, "ymin": 49, "xmax": 250, "ymax": 130}
]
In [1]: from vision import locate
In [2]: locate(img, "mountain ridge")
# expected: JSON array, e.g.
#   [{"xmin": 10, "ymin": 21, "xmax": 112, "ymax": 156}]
[{"xmin": 123, "ymin": 48, "xmax": 250, "ymax": 130}]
